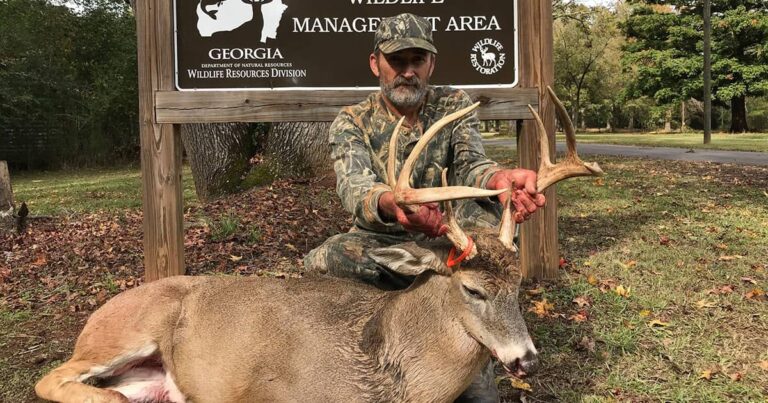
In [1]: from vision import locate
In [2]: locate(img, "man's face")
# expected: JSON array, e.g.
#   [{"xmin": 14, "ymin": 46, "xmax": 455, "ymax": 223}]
[{"xmin": 370, "ymin": 48, "xmax": 435, "ymax": 109}]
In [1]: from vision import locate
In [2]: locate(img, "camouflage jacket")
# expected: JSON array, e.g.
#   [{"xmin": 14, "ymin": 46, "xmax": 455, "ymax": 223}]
[{"xmin": 330, "ymin": 86, "xmax": 501, "ymax": 234}]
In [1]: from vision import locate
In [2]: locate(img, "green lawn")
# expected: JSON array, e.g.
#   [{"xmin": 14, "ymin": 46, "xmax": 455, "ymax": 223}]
[
  {"xmin": 563, "ymin": 132, "xmax": 768, "ymax": 153},
  {"xmin": 11, "ymin": 165, "xmax": 198, "ymax": 216},
  {"xmin": 483, "ymin": 131, "xmax": 768, "ymax": 153}
]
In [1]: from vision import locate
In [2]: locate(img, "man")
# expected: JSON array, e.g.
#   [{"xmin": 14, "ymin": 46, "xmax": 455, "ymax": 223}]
[
  {"xmin": 303, "ymin": 14, "xmax": 545, "ymax": 402},
  {"xmin": 304, "ymin": 13, "xmax": 545, "ymax": 289}
]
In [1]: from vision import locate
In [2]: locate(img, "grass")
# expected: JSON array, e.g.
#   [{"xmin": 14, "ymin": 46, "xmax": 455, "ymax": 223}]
[
  {"xmin": 4, "ymin": 154, "xmax": 768, "ymax": 401},
  {"xmin": 487, "ymin": 148, "xmax": 768, "ymax": 401},
  {"xmin": 483, "ymin": 131, "xmax": 768, "ymax": 153},
  {"xmin": 11, "ymin": 165, "xmax": 198, "ymax": 216},
  {"xmin": 561, "ymin": 132, "xmax": 768, "ymax": 153}
]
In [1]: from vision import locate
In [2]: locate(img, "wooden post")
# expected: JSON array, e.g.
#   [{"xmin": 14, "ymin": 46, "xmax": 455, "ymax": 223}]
[
  {"xmin": 517, "ymin": 0, "xmax": 558, "ymax": 279},
  {"xmin": 136, "ymin": 0, "xmax": 184, "ymax": 281}
]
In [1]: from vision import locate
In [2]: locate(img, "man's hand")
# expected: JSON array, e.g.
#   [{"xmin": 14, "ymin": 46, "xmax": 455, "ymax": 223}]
[
  {"xmin": 378, "ymin": 191, "xmax": 448, "ymax": 237},
  {"xmin": 486, "ymin": 169, "xmax": 546, "ymax": 223}
]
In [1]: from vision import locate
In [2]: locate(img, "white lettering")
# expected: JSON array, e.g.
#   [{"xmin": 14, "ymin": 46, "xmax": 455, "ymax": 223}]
[
  {"xmin": 445, "ymin": 15, "xmax": 501, "ymax": 32},
  {"xmin": 208, "ymin": 48, "xmax": 284, "ymax": 60}
]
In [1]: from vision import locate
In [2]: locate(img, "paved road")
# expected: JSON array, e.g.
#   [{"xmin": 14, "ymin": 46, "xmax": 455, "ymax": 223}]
[{"xmin": 483, "ymin": 139, "xmax": 768, "ymax": 166}]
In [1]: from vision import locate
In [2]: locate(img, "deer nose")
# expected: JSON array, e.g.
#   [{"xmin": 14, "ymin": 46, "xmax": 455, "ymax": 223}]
[{"xmin": 517, "ymin": 350, "xmax": 539, "ymax": 375}]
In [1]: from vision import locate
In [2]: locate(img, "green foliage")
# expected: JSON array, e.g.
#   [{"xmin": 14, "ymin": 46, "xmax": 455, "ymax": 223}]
[
  {"xmin": 0, "ymin": 0, "xmax": 138, "ymax": 169},
  {"xmin": 621, "ymin": 0, "xmax": 768, "ymax": 131}
]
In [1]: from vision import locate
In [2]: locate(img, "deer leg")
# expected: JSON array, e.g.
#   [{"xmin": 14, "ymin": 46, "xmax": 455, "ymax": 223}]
[{"xmin": 35, "ymin": 359, "xmax": 130, "ymax": 403}]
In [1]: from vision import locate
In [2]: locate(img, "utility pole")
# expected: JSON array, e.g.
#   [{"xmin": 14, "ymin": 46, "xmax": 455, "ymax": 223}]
[{"xmin": 703, "ymin": 0, "xmax": 712, "ymax": 144}]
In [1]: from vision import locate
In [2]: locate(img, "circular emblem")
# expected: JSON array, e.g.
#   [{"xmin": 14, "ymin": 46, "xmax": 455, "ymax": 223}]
[{"xmin": 470, "ymin": 38, "xmax": 507, "ymax": 75}]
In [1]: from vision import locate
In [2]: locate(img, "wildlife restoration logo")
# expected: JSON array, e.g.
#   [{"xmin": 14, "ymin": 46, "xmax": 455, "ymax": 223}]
[{"xmin": 470, "ymin": 38, "xmax": 506, "ymax": 75}]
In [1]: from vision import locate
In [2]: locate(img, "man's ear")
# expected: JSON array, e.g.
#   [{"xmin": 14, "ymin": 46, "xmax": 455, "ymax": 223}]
[
  {"xmin": 369, "ymin": 52, "xmax": 380, "ymax": 78},
  {"xmin": 368, "ymin": 242, "xmax": 451, "ymax": 276},
  {"xmin": 427, "ymin": 53, "xmax": 436, "ymax": 78}
]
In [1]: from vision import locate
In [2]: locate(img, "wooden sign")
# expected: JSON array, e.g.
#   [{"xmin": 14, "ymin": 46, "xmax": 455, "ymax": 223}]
[{"xmin": 174, "ymin": 0, "xmax": 518, "ymax": 90}]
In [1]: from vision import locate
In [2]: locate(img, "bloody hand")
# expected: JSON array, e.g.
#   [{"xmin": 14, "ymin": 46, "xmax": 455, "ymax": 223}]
[{"xmin": 486, "ymin": 169, "xmax": 546, "ymax": 223}]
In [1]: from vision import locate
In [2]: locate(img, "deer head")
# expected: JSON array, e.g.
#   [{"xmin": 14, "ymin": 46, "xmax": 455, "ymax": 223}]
[{"xmin": 369, "ymin": 87, "xmax": 603, "ymax": 376}]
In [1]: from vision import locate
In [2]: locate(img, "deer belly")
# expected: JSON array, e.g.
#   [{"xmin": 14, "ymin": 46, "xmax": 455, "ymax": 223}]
[{"xmin": 104, "ymin": 367, "xmax": 186, "ymax": 403}]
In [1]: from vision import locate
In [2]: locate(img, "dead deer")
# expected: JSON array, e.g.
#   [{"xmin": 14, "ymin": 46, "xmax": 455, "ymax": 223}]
[{"xmin": 35, "ymin": 87, "xmax": 602, "ymax": 403}]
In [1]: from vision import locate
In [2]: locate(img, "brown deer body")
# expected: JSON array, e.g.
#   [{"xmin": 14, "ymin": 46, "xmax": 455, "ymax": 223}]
[{"xmin": 36, "ymin": 88, "xmax": 601, "ymax": 402}]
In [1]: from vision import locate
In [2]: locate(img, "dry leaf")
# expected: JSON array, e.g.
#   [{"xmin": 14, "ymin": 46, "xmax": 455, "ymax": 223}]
[
  {"xmin": 695, "ymin": 299, "xmax": 717, "ymax": 309},
  {"xmin": 718, "ymin": 255, "xmax": 744, "ymax": 261},
  {"xmin": 741, "ymin": 277, "xmax": 757, "ymax": 285},
  {"xmin": 639, "ymin": 309, "xmax": 652, "ymax": 318},
  {"xmin": 569, "ymin": 310, "xmax": 589, "ymax": 322},
  {"xmin": 745, "ymin": 289, "xmax": 765, "ymax": 300},
  {"xmin": 659, "ymin": 236, "xmax": 670, "ymax": 246},
  {"xmin": 587, "ymin": 275, "xmax": 598, "ymax": 285},
  {"xmin": 648, "ymin": 319, "xmax": 670, "ymax": 328},
  {"xmin": 708, "ymin": 285, "xmax": 735, "ymax": 295},
  {"xmin": 729, "ymin": 372, "xmax": 742, "ymax": 382},
  {"xmin": 572, "ymin": 296, "xmax": 591, "ymax": 308},
  {"xmin": 759, "ymin": 361, "xmax": 768, "ymax": 371},
  {"xmin": 699, "ymin": 370, "xmax": 714, "ymax": 380},
  {"xmin": 229, "ymin": 255, "xmax": 243, "ymax": 262},
  {"xmin": 526, "ymin": 287, "xmax": 545, "ymax": 296},
  {"xmin": 528, "ymin": 298, "xmax": 555, "ymax": 318},
  {"xmin": 577, "ymin": 336, "xmax": 596, "ymax": 352},
  {"xmin": 594, "ymin": 178, "xmax": 605, "ymax": 187},
  {"xmin": 507, "ymin": 376, "xmax": 533, "ymax": 392},
  {"xmin": 615, "ymin": 285, "xmax": 631, "ymax": 298}
]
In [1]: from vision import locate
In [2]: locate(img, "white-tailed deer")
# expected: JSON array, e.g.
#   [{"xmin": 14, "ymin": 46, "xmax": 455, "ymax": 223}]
[{"xmin": 35, "ymin": 87, "xmax": 602, "ymax": 403}]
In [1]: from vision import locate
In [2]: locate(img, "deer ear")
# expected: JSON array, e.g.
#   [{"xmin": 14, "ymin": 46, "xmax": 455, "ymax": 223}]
[{"xmin": 368, "ymin": 242, "xmax": 451, "ymax": 276}]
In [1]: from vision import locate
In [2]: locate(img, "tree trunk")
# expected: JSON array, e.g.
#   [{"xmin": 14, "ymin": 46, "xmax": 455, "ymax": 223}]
[
  {"xmin": 680, "ymin": 100, "xmax": 687, "ymax": 132},
  {"xmin": 0, "ymin": 161, "xmax": 13, "ymax": 211},
  {"xmin": 265, "ymin": 122, "xmax": 333, "ymax": 177},
  {"xmin": 181, "ymin": 123, "xmax": 255, "ymax": 202},
  {"xmin": 664, "ymin": 109, "xmax": 673, "ymax": 132},
  {"xmin": 729, "ymin": 95, "xmax": 749, "ymax": 133}
]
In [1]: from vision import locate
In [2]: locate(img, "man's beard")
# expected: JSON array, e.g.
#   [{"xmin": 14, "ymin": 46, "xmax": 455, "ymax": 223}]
[{"xmin": 381, "ymin": 76, "xmax": 428, "ymax": 109}]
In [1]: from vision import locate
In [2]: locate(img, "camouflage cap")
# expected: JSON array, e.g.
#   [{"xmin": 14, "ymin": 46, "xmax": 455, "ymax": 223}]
[{"xmin": 374, "ymin": 13, "xmax": 437, "ymax": 55}]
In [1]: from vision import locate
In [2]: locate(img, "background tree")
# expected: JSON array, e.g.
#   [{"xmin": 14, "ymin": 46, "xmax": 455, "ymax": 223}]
[
  {"xmin": 554, "ymin": 4, "xmax": 622, "ymax": 128},
  {"xmin": 622, "ymin": 0, "xmax": 768, "ymax": 133}
]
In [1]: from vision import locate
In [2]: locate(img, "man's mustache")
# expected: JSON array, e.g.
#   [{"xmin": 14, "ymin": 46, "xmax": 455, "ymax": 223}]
[{"xmin": 393, "ymin": 76, "xmax": 422, "ymax": 88}]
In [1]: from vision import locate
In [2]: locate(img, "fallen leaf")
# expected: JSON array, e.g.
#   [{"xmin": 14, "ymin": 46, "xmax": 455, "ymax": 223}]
[
  {"xmin": 31, "ymin": 255, "xmax": 48, "ymax": 267},
  {"xmin": 587, "ymin": 275, "xmax": 598, "ymax": 285},
  {"xmin": 639, "ymin": 309, "xmax": 652, "ymax": 318},
  {"xmin": 741, "ymin": 277, "xmax": 757, "ymax": 285},
  {"xmin": 526, "ymin": 287, "xmax": 544, "ymax": 296},
  {"xmin": 569, "ymin": 310, "xmax": 589, "ymax": 322},
  {"xmin": 577, "ymin": 336, "xmax": 596, "ymax": 352},
  {"xmin": 718, "ymin": 255, "xmax": 744, "ymax": 261},
  {"xmin": 699, "ymin": 370, "xmax": 714, "ymax": 380},
  {"xmin": 528, "ymin": 298, "xmax": 555, "ymax": 318},
  {"xmin": 745, "ymin": 288, "xmax": 765, "ymax": 300},
  {"xmin": 695, "ymin": 299, "xmax": 717, "ymax": 309},
  {"xmin": 708, "ymin": 285, "xmax": 735, "ymax": 295},
  {"xmin": 229, "ymin": 255, "xmax": 243, "ymax": 262},
  {"xmin": 504, "ymin": 376, "xmax": 533, "ymax": 392},
  {"xmin": 648, "ymin": 319, "xmax": 670, "ymax": 328},
  {"xmin": 729, "ymin": 372, "xmax": 742, "ymax": 382},
  {"xmin": 759, "ymin": 361, "xmax": 768, "ymax": 371},
  {"xmin": 615, "ymin": 285, "xmax": 631, "ymax": 298},
  {"xmin": 659, "ymin": 236, "xmax": 670, "ymax": 246},
  {"xmin": 594, "ymin": 178, "xmax": 605, "ymax": 187},
  {"xmin": 715, "ymin": 243, "xmax": 728, "ymax": 250},
  {"xmin": 572, "ymin": 296, "xmax": 591, "ymax": 308},
  {"xmin": 559, "ymin": 257, "xmax": 568, "ymax": 269}
]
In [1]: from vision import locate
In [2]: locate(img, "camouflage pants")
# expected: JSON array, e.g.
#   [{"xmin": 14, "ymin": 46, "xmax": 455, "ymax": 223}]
[{"xmin": 303, "ymin": 199, "xmax": 505, "ymax": 290}]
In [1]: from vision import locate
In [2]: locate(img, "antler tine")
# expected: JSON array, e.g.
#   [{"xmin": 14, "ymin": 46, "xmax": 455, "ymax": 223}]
[
  {"xmin": 394, "ymin": 102, "xmax": 506, "ymax": 206},
  {"xmin": 498, "ymin": 193, "xmax": 517, "ymax": 252},
  {"xmin": 387, "ymin": 117, "xmax": 406, "ymax": 188},
  {"xmin": 441, "ymin": 168, "xmax": 477, "ymax": 260},
  {"xmin": 529, "ymin": 89, "xmax": 604, "ymax": 193}
]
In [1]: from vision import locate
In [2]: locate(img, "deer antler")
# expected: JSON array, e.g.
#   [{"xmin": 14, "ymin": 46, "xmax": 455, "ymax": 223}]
[
  {"xmin": 393, "ymin": 103, "xmax": 506, "ymax": 206},
  {"xmin": 531, "ymin": 87, "xmax": 604, "ymax": 193},
  {"xmin": 441, "ymin": 168, "xmax": 476, "ymax": 259},
  {"xmin": 497, "ymin": 87, "xmax": 604, "ymax": 252}
]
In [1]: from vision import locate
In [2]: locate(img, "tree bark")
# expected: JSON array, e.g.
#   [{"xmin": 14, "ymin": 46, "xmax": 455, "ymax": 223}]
[
  {"xmin": 664, "ymin": 108, "xmax": 673, "ymax": 132},
  {"xmin": 264, "ymin": 122, "xmax": 333, "ymax": 177},
  {"xmin": 680, "ymin": 100, "xmax": 687, "ymax": 132},
  {"xmin": 181, "ymin": 123, "xmax": 255, "ymax": 202},
  {"xmin": 729, "ymin": 95, "xmax": 749, "ymax": 133},
  {"xmin": 0, "ymin": 161, "xmax": 13, "ymax": 211}
]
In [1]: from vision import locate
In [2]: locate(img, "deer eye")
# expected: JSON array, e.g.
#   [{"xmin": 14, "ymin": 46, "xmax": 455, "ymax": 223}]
[{"xmin": 462, "ymin": 285, "xmax": 486, "ymax": 300}]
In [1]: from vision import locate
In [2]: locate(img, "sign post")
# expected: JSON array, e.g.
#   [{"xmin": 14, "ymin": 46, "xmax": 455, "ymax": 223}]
[{"xmin": 136, "ymin": 0, "xmax": 556, "ymax": 281}]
